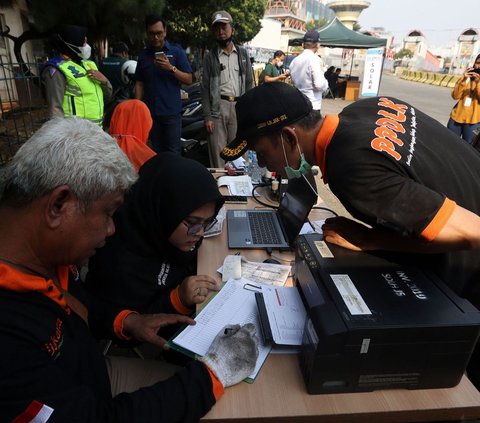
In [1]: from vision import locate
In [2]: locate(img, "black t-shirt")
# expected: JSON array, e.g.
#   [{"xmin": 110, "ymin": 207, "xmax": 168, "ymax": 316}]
[{"xmin": 323, "ymin": 96, "xmax": 480, "ymax": 302}]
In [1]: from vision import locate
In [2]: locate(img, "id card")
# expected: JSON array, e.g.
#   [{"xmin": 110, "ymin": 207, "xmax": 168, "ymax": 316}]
[{"xmin": 465, "ymin": 97, "xmax": 472, "ymax": 107}]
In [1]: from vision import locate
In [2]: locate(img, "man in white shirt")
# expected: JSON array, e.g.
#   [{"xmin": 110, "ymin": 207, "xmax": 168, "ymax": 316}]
[{"xmin": 289, "ymin": 30, "xmax": 328, "ymax": 110}]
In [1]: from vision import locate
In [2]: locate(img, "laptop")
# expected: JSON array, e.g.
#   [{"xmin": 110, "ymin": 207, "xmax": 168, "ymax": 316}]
[{"xmin": 226, "ymin": 172, "xmax": 317, "ymax": 249}]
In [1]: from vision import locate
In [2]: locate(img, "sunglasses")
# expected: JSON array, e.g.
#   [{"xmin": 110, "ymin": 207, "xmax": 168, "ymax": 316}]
[
  {"xmin": 183, "ymin": 218, "xmax": 217, "ymax": 236},
  {"xmin": 147, "ymin": 31, "xmax": 164, "ymax": 39}
]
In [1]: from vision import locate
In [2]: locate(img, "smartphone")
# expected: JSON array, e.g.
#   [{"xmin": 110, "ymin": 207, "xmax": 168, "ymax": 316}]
[
  {"xmin": 472, "ymin": 68, "xmax": 480, "ymax": 75},
  {"xmin": 155, "ymin": 51, "xmax": 166, "ymax": 59},
  {"xmin": 222, "ymin": 195, "xmax": 248, "ymax": 204}
]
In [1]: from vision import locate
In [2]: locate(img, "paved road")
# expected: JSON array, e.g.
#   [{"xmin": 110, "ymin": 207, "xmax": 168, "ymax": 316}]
[
  {"xmin": 378, "ymin": 73, "xmax": 455, "ymax": 126},
  {"xmin": 322, "ymin": 72, "xmax": 456, "ymax": 126}
]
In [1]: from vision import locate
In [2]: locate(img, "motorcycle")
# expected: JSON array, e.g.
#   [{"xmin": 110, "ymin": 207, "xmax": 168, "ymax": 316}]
[{"xmin": 180, "ymin": 82, "xmax": 209, "ymax": 166}]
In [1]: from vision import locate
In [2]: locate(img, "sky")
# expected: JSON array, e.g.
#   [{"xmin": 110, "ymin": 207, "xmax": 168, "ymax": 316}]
[{"xmin": 356, "ymin": 0, "xmax": 480, "ymax": 49}]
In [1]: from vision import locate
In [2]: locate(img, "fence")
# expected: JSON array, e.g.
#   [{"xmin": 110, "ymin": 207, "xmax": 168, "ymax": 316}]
[
  {"xmin": 0, "ymin": 55, "xmax": 49, "ymax": 165},
  {"xmin": 398, "ymin": 68, "xmax": 462, "ymax": 89}
]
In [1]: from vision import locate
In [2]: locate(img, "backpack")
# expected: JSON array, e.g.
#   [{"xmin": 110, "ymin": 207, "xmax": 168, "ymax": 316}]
[{"xmin": 258, "ymin": 69, "xmax": 266, "ymax": 85}]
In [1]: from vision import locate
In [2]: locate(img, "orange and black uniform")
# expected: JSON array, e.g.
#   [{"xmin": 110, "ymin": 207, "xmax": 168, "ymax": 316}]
[
  {"xmin": 315, "ymin": 96, "xmax": 480, "ymax": 303},
  {"xmin": 0, "ymin": 264, "xmax": 219, "ymax": 422},
  {"xmin": 85, "ymin": 154, "xmax": 224, "ymax": 344}
]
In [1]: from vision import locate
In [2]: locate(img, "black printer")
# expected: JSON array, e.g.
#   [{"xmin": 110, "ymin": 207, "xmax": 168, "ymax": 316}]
[{"xmin": 295, "ymin": 233, "xmax": 480, "ymax": 394}]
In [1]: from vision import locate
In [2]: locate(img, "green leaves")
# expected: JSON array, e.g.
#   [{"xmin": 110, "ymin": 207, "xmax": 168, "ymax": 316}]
[{"xmin": 28, "ymin": 0, "xmax": 266, "ymax": 52}]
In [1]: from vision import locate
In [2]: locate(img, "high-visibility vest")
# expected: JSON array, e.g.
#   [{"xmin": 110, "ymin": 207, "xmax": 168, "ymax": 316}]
[{"xmin": 57, "ymin": 59, "xmax": 104, "ymax": 125}]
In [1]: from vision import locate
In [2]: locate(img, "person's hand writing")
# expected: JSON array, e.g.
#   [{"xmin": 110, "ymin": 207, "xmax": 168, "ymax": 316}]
[
  {"xmin": 205, "ymin": 120, "xmax": 215, "ymax": 134},
  {"xmin": 322, "ymin": 216, "xmax": 375, "ymax": 251},
  {"xmin": 179, "ymin": 275, "xmax": 220, "ymax": 307},
  {"xmin": 123, "ymin": 312, "xmax": 195, "ymax": 350}
]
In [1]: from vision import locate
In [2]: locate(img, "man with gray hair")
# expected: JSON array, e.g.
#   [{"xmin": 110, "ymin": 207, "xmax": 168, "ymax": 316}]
[{"xmin": 0, "ymin": 118, "xmax": 258, "ymax": 422}]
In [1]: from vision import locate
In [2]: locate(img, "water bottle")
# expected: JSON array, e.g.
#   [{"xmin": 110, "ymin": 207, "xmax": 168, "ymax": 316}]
[{"xmin": 246, "ymin": 151, "xmax": 263, "ymax": 184}]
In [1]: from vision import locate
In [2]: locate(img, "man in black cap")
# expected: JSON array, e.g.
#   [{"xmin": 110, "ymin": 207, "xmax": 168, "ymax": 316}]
[
  {"xmin": 100, "ymin": 41, "xmax": 130, "ymax": 92},
  {"xmin": 201, "ymin": 10, "xmax": 254, "ymax": 168},
  {"xmin": 289, "ymin": 29, "xmax": 328, "ymax": 111},
  {"xmin": 219, "ymin": 83, "xmax": 480, "ymax": 391},
  {"xmin": 42, "ymin": 25, "xmax": 112, "ymax": 125}
]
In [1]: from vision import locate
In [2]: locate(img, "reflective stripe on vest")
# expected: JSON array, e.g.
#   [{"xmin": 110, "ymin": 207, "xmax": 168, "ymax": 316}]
[{"xmin": 58, "ymin": 60, "xmax": 104, "ymax": 124}]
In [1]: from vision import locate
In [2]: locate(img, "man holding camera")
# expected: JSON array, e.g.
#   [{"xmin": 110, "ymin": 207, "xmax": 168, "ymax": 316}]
[
  {"xmin": 201, "ymin": 10, "xmax": 254, "ymax": 168},
  {"xmin": 135, "ymin": 14, "xmax": 192, "ymax": 154}
]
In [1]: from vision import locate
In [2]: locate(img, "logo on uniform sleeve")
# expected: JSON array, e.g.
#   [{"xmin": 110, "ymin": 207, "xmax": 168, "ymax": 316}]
[
  {"xmin": 43, "ymin": 318, "xmax": 64, "ymax": 360},
  {"xmin": 10, "ymin": 400, "xmax": 53, "ymax": 423},
  {"xmin": 157, "ymin": 262, "xmax": 171, "ymax": 286}
]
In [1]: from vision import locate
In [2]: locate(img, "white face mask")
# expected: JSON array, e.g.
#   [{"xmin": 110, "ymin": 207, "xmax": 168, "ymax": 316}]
[
  {"xmin": 77, "ymin": 43, "xmax": 92, "ymax": 60},
  {"xmin": 66, "ymin": 41, "xmax": 92, "ymax": 60},
  {"xmin": 277, "ymin": 60, "xmax": 283, "ymax": 67}
]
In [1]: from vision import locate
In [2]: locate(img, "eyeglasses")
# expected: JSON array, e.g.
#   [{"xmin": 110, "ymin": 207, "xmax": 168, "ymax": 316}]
[
  {"xmin": 147, "ymin": 31, "xmax": 164, "ymax": 39},
  {"xmin": 183, "ymin": 218, "xmax": 218, "ymax": 235}
]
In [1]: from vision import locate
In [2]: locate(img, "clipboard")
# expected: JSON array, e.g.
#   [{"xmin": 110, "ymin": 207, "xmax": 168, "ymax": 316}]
[
  {"xmin": 255, "ymin": 292, "xmax": 274, "ymax": 343},
  {"xmin": 169, "ymin": 278, "xmax": 272, "ymax": 383}
]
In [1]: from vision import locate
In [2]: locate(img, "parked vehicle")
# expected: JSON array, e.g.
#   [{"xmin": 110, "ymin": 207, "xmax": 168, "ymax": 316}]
[{"xmin": 181, "ymin": 82, "xmax": 209, "ymax": 166}]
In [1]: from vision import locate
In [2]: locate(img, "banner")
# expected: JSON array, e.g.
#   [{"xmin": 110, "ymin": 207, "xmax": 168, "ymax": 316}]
[{"xmin": 361, "ymin": 47, "xmax": 385, "ymax": 97}]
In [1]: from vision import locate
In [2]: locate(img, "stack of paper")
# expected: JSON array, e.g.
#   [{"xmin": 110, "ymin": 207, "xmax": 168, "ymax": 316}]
[{"xmin": 217, "ymin": 175, "xmax": 254, "ymax": 196}]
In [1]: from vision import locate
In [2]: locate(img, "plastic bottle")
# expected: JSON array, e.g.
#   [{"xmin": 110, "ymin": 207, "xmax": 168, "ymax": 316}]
[{"xmin": 246, "ymin": 151, "xmax": 263, "ymax": 184}]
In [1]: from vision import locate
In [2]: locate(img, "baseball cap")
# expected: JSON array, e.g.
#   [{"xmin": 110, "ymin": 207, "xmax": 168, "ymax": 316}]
[
  {"xmin": 303, "ymin": 29, "xmax": 320, "ymax": 43},
  {"xmin": 211, "ymin": 10, "xmax": 233, "ymax": 26},
  {"xmin": 220, "ymin": 83, "xmax": 313, "ymax": 161}
]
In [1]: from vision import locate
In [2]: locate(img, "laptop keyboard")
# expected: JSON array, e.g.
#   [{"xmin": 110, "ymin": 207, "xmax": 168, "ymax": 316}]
[{"xmin": 248, "ymin": 212, "xmax": 282, "ymax": 244}]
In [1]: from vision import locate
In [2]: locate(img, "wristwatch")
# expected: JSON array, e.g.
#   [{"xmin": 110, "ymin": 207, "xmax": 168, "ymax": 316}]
[{"xmin": 170, "ymin": 66, "xmax": 177, "ymax": 73}]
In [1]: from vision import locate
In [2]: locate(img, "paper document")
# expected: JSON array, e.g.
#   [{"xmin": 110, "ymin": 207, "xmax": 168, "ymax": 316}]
[
  {"xmin": 204, "ymin": 206, "xmax": 226, "ymax": 238},
  {"xmin": 217, "ymin": 175, "xmax": 254, "ymax": 196},
  {"xmin": 299, "ymin": 219, "xmax": 325, "ymax": 235},
  {"xmin": 218, "ymin": 258, "xmax": 291, "ymax": 286},
  {"xmin": 171, "ymin": 278, "xmax": 272, "ymax": 382},
  {"xmin": 260, "ymin": 285, "xmax": 307, "ymax": 346}
]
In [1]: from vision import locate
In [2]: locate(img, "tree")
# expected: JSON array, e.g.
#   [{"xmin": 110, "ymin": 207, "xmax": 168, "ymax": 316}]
[
  {"xmin": 394, "ymin": 48, "xmax": 414, "ymax": 60},
  {"xmin": 28, "ymin": 0, "xmax": 166, "ymax": 55},
  {"xmin": 163, "ymin": 0, "xmax": 266, "ymax": 50},
  {"xmin": 22, "ymin": 0, "xmax": 265, "ymax": 60},
  {"xmin": 306, "ymin": 18, "xmax": 328, "ymax": 31}
]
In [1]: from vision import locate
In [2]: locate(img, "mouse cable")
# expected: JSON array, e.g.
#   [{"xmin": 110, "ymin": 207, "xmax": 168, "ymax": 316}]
[
  {"xmin": 270, "ymin": 254, "xmax": 294, "ymax": 265},
  {"xmin": 252, "ymin": 184, "xmax": 278, "ymax": 209},
  {"xmin": 311, "ymin": 205, "xmax": 339, "ymax": 217}
]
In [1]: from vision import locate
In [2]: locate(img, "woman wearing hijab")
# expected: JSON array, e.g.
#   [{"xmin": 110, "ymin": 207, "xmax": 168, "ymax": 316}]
[
  {"xmin": 109, "ymin": 99, "xmax": 156, "ymax": 172},
  {"xmin": 447, "ymin": 54, "xmax": 480, "ymax": 144},
  {"xmin": 85, "ymin": 153, "xmax": 224, "ymax": 344}
]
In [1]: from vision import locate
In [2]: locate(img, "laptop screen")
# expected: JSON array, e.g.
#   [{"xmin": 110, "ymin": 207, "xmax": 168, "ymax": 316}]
[{"xmin": 277, "ymin": 172, "xmax": 318, "ymax": 245}]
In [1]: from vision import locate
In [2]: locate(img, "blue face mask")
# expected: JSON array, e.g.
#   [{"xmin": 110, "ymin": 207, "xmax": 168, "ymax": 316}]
[{"xmin": 281, "ymin": 133, "xmax": 312, "ymax": 179}]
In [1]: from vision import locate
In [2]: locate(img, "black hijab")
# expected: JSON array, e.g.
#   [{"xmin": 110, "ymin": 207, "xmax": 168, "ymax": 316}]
[{"xmin": 114, "ymin": 153, "xmax": 224, "ymax": 264}]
